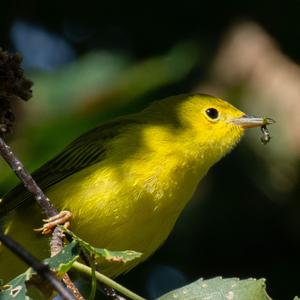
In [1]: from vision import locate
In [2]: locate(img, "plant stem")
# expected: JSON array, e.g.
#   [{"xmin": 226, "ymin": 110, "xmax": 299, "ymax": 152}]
[
  {"xmin": 72, "ymin": 262, "xmax": 145, "ymax": 300},
  {"xmin": 87, "ymin": 255, "xmax": 97, "ymax": 300}
]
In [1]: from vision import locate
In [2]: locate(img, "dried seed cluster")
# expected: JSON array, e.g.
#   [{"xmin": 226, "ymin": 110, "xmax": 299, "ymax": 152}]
[{"xmin": 0, "ymin": 49, "xmax": 33, "ymax": 134}]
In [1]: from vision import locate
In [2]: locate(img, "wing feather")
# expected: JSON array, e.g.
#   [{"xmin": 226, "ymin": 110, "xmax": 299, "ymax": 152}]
[{"xmin": 0, "ymin": 118, "xmax": 141, "ymax": 216}]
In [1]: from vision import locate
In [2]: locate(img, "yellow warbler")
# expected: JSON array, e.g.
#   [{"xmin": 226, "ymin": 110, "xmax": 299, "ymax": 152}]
[{"xmin": 0, "ymin": 94, "xmax": 273, "ymax": 281}]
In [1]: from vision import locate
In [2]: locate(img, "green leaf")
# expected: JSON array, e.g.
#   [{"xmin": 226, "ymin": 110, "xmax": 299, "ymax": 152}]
[
  {"xmin": 61, "ymin": 226, "xmax": 142, "ymax": 263},
  {"xmin": 157, "ymin": 277, "xmax": 272, "ymax": 300},
  {"xmin": 92, "ymin": 248, "xmax": 142, "ymax": 263},
  {"xmin": 44, "ymin": 240, "xmax": 80, "ymax": 276},
  {"xmin": 0, "ymin": 269, "xmax": 33, "ymax": 300}
]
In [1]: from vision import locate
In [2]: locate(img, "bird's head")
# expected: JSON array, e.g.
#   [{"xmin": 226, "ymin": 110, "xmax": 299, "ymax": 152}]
[
  {"xmin": 140, "ymin": 94, "xmax": 274, "ymax": 169},
  {"xmin": 175, "ymin": 94, "xmax": 274, "ymax": 162},
  {"xmin": 151, "ymin": 94, "xmax": 275, "ymax": 166}
]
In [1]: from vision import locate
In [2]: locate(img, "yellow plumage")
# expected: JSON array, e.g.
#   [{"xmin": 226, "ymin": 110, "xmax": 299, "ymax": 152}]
[{"xmin": 0, "ymin": 94, "xmax": 268, "ymax": 281}]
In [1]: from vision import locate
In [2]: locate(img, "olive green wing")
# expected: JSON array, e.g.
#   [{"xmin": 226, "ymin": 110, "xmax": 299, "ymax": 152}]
[{"xmin": 0, "ymin": 118, "xmax": 140, "ymax": 217}]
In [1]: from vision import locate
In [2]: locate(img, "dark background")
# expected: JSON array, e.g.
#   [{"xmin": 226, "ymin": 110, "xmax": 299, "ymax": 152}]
[{"xmin": 1, "ymin": 1, "xmax": 300, "ymax": 299}]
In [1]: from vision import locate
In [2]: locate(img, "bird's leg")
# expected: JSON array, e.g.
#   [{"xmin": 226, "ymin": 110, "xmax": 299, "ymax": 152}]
[{"xmin": 35, "ymin": 210, "xmax": 72, "ymax": 235}]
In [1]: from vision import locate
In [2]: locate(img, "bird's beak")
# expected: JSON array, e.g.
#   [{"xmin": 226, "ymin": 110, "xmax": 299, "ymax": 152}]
[{"xmin": 230, "ymin": 115, "xmax": 275, "ymax": 129}]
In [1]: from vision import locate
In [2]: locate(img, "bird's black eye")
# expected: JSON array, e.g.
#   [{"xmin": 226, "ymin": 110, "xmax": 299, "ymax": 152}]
[{"xmin": 205, "ymin": 108, "xmax": 219, "ymax": 120}]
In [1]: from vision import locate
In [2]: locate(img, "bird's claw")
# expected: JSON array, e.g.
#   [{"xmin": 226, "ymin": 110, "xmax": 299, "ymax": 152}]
[{"xmin": 34, "ymin": 210, "xmax": 72, "ymax": 235}]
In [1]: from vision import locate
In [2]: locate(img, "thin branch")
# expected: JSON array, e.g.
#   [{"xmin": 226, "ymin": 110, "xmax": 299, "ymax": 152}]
[
  {"xmin": 0, "ymin": 137, "xmax": 84, "ymax": 299},
  {"xmin": 0, "ymin": 137, "xmax": 57, "ymax": 217},
  {"xmin": 0, "ymin": 229, "xmax": 75, "ymax": 300},
  {"xmin": 72, "ymin": 261, "xmax": 145, "ymax": 300},
  {"xmin": 63, "ymin": 273, "xmax": 85, "ymax": 300}
]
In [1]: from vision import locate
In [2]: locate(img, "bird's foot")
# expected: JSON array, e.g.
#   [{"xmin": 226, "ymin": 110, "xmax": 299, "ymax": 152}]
[{"xmin": 35, "ymin": 210, "xmax": 72, "ymax": 235}]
